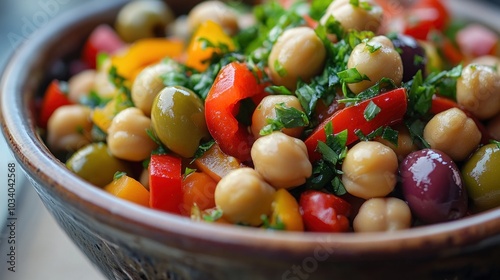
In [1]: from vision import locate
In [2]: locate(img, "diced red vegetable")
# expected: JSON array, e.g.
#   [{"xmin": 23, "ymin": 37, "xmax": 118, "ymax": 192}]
[
  {"xmin": 205, "ymin": 62, "xmax": 268, "ymax": 162},
  {"xmin": 149, "ymin": 154, "xmax": 183, "ymax": 214},
  {"xmin": 305, "ymin": 88, "xmax": 408, "ymax": 161},
  {"xmin": 402, "ymin": 0, "xmax": 449, "ymax": 40},
  {"xmin": 82, "ymin": 24, "xmax": 125, "ymax": 69},
  {"xmin": 38, "ymin": 80, "xmax": 73, "ymax": 129},
  {"xmin": 299, "ymin": 190, "xmax": 351, "ymax": 232}
]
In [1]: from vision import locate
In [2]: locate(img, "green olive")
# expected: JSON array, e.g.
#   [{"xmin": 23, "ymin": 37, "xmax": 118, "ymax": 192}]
[
  {"xmin": 462, "ymin": 143, "xmax": 500, "ymax": 212},
  {"xmin": 115, "ymin": 0, "xmax": 174, "ymax": 42},
  {"xmin": 151, "ymin": 86, "xmax": 209, "ymax": 158},
  {"xmin": 66, "ymin": 142, "xmax": 133, "ymax": 187}
]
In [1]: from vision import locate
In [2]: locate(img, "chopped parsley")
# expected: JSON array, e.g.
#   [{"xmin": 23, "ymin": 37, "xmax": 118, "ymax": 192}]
[
  {"xmin": 260, "ymin": 103, "xmax": 310, "ymax": 136},
  {"xmin": 305, "ymin": 122, "xmax": 348, "ymax": 195},
  {"xmin": 363, "ymin": 100, "xmax": 381, "ymax": 121}
]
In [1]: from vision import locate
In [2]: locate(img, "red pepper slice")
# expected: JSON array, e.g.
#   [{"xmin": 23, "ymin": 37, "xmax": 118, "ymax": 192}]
[
  {"xmin": 38, "ymin": 80, "xmax": 73, "ymax": 129},
  {"xmin": 431, "ymin": 95, "xmax": 491, "ymax": 145},
  {"xmin": 305, "ymin": 88, "xmax": 408, "ymax": 161},
  {"xmin": 205, "ymin": 62, "xmax": 268, "ymax": 162},
  {"xmin": 299, "ymin": 190, "xmax": 351, "ymax": 233},
  {"xmin": 149, "ymin": 154, "xmax": 183, "ymax": 214},
  {"xmin": 82, "ymin": 24, "xmax": 124, "ymax": 69}
]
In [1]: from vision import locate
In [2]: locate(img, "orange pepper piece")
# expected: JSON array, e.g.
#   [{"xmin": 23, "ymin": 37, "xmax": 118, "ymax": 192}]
[
  {"xmin": 181, "ymin": 171, "xmax": 217, "ymax": 216},
  {"xmin": 194, "ymin": 142, "xmax": 242, "ymax": 182},
  {"xmin": 185, "ymin": 20, "xmax": 235, "ymax": 72},
  {"xmin": 271, "ymin": 189, "xmax": 304, "ymax": 231},
  {"xmin": 111, "ymin": 38, "xmax": 184, "ymax": 81},
  {"xmin": 104, "ymin": 174, "xmax": 150, "ymax": 207}
]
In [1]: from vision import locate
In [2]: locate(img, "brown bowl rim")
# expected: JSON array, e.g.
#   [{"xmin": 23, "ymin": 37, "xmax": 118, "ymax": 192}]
[{"xmin": 1, "ymin": 0, "xmax": 500, "ymax": 260}]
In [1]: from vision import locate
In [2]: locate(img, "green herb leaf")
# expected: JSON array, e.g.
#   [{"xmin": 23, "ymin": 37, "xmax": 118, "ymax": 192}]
[
  {"xmin": 338, "ymin": 68, "xmax": 370, "ymax": 84},
  {"xmin": 192, "ymin": 139, "xmax": 216, "ymax": 162},
  {"xmin": 113, "ymin": 171, "xmax": 127, "ymax": 180},
  {"xmin": 203, "ymin": 209, "xmax": 224, "ymax": 222},
  {"xmin": 364, "ymin": 100, "xmax": 381, "ymax": 121}
]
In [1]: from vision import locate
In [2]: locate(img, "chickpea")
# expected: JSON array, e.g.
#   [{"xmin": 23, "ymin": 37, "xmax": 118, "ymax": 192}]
[
  {"xmin": 115, "ymin": 0, "xmax": 174, "ymax": 42},
  {"xmin": 251, "ymin": 132, "xmax": 312, "ymax": 189},
  {"xmin": 187, "ymin": 1, "xmax": 239, "ymax": 35},
  {"xmin": 376, "ymin": 124, "xmax": 418, "ymax": 161},
  {"xmin": 107, "ymin": 107, "xmax": 158, "ymax": 162},
  {"xmin": 470, "ymin": 55, "xmax": 500, "ymax": 74},
  {"xmin": 342, "ymin": 141, "xmax": 398, "ymax": 199},
  {"xmin": 487, "ymin": 113, "xmax": 500, "ymax": 141},
  {"xmin": 423, "ymin": 107, "xmax": 481, "ymax": 162},
  {"xmin": 215, "ymin": 168, "xmax": 276, "ymax": 226},
  {"xmin": 347, "ymin": 36, "xmax": 403, "ymax": 94},
  {"xmin": 47, "ymin": 105, "xmax": 92, "ymax": 153},
  {"xmin": 251, "ymin": 95, "xmax": 305, "ymax": 139},
  {"xmin": 353, "ymin": 197, "xmax": 412, "ymax": 232},
  {"xmin": 320, "ymin": 0, "xmax": 383, "ymax": 33},
  {"xmin": 456, "ymin": 63, "xmax": 500, "ymax": 120},
  {"xmin": 132, "ymin": 60, "xmax": 181, "ymax": 116},
  {"xmin": 68, "ymin": 69, "xmax": 96, "ymax": 103},
  {"xmin": 268, "ymin": 27, "xmax": 326, "ymax": 91}
]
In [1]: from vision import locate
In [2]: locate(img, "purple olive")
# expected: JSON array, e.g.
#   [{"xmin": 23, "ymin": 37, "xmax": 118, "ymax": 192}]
[
  {"xmin": 391, "ymin": 34, "xmax": 426, "ymax": 82},
  {"xmin": 400, "ymin": 149, "xmax": 467, "ymax": 224}
]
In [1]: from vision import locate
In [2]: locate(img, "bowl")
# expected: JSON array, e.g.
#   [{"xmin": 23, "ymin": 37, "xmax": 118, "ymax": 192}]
[{"xmin": 1, "ymin": 0, "xmax": 500, "ymax": 279}]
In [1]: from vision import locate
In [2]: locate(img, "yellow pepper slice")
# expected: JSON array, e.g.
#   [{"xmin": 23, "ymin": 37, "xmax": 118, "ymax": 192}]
[
  {"xmin": 92, "ymin": 92, "xmax": 132, "ymax": 132},
  {"xmin": 185, "ymin": 20, "xmax": 235, "ymax": 72},
  {"xmin": 111, "ymin": 38, "xmax": 184, "ymax": 81},
  {"xmin": 271, "ymin": 189, "xmax": 304, "ymax": 231}
]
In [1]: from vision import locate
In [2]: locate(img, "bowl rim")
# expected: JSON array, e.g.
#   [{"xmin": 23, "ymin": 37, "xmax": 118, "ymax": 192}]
[{"xmin": 1, "ymin": 0, "xmax": 500, "ymax": 259}]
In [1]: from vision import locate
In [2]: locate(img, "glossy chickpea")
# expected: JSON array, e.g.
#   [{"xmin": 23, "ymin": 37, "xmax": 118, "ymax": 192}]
[
  {"xmin": 251, "ymin": 132, "xmax": 312, "ymax": 189},
  {"xmin": 268, "ymin": 27, "xmax": 326, "ymax": 91},
  {"xmin": 320, "ymin": 0, "xmax": 383, "ymax": 33},
  {"xmin": 423, "ymin": 108, "xmax": 481, "ymax": 162},
  {"xmin": 47, "ymin": 105, "xmax": 92, "ymax": 153},
  {"xmin": 353, "ymin": 197, "xmax": 412, "ymax": 232},
  {"xmin": 115, "ymin": 0, "xmax": 174, "ymax": 42},
  {"xmin": 132, "ymin": 60, "xmax": 180, "ymax": 116},
  {"xmin": 456, "ymin": 63, "xmax": 500, "ymax": 120},
  {"xmin": 107, "ymin": 107, "xmax": 158, "ymax": 162},
  {"xmin": 342, "ymin": 141, "xmax": 398, "ymax": 199},
  {"xmin": 215, "ymin": 168, "xmax": 276, "ymax": 226},
  {"xmin": 187, "ymin": 1, "xmax": 239, "ymax": 35},
  {"xmin": 251, "ymin": 95, "xmax": 305, "ymax": 139},
  {"xmin": 68, "ymin": 69, "xmax": 96, "ymax": 103},
  {"xmin": 347, "ymin": 36, "xmax": 403, "ymax": 94}
]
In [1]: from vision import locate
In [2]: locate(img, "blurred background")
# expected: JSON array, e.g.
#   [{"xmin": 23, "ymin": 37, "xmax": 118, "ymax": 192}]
[{"xmin": 0, "ymin": 0, "xmax": 499, "ymax": 279}]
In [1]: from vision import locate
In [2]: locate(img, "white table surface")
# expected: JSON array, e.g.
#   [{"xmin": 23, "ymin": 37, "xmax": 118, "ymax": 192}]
[{"xmin": 0, "ymin": 0, "xmax": 106, "ymax": 279}]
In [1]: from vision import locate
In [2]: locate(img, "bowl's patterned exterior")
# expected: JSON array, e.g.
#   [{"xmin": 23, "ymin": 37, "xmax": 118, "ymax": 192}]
[{"xmin": 2, "ymin": 1, "xmax": 500, "ymax": 279}]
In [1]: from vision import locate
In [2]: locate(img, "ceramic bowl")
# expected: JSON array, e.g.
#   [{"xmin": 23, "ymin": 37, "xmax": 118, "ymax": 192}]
[{"xmin": 1, "ymin": 0, "xmax": 500, "ymax": 279}]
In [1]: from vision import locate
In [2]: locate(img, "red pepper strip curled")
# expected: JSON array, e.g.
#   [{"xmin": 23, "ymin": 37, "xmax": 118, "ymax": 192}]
[
  {"xmin": 205, "ymin": 62, "xmax": 268, "ymax": 162},
  {"xmin": 305, "ymin": 88, "xmax": 408, "ymax": 161}
]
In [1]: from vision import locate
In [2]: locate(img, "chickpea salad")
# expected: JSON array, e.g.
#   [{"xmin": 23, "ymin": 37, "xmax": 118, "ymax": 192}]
[{"xmin": 38, "ymin": 0, "xmax": 500, "ymax": 233}]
